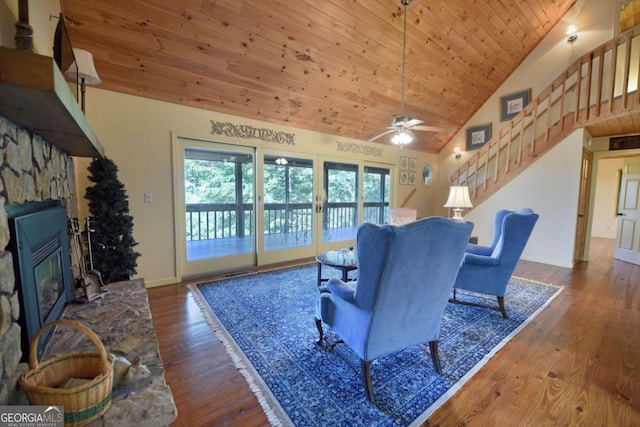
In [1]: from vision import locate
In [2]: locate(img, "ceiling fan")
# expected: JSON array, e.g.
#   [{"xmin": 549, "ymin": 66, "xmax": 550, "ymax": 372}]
[{"xmin": 367, "ymin": 0, "xmax": 450, "ymax": 146}]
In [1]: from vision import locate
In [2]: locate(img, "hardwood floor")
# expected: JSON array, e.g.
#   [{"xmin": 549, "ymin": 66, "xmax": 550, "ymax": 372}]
[{"xmin": 148, "ymin": 238, "xmax": 639, "ymax": 426}]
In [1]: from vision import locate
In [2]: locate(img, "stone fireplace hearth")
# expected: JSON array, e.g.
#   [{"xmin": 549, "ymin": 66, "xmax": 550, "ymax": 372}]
[{"xmin": 0, "ymin": 115, "xmax": 77, "ymax": 404}]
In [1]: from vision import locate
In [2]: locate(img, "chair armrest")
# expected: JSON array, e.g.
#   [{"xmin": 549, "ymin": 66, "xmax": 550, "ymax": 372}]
[
  {"xmin": 465, "ymin": 243, "xmax": 493, "ymax": 256},
  {"xmin": 327, "ymin": 278, "xmax": 356, "ymax": 303},
  {"xmin": 463, "ymin": 252, "xmax": 500, "ymax": 266}
]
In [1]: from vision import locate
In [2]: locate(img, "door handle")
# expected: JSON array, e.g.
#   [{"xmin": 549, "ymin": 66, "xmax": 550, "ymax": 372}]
[{"xmin": 617, "ymin": 212, "xmax": 625, "ymax": 216}]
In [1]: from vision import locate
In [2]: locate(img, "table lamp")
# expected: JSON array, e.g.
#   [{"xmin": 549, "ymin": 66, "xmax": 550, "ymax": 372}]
[{"xmin": 444, "ymin": 186, "xmax": 473, "ymax": 221}]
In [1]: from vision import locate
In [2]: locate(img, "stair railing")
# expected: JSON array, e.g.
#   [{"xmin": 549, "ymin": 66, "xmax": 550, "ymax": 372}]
[{"xmin": 450, "ymin": 26, "xmax": 640, "ymax": 207}]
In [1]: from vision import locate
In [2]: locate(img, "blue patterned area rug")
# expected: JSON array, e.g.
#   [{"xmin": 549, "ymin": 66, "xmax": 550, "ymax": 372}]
[{"xmin": 191, "ymin": 264, "xmax": 563, "ymax": 426}]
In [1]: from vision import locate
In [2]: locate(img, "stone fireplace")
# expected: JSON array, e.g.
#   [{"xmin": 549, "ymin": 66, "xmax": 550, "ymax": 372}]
[{"xmin": 0, "ymin": 115, "xmax": 77, "ymax": 404}]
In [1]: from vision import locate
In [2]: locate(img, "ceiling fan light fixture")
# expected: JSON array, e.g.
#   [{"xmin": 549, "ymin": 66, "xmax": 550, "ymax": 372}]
[{"xmin": 391, "ymin": 130, "xmax": 413, "ymax": 145}]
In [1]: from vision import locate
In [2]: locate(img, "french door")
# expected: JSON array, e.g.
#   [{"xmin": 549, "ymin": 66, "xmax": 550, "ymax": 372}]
[
  {"xmin": 316, "ymin": 158, "xmax": 391, "ymax": 253},
  {"xmin": 174, "ymin": 137, "xmax": 391, "ymax": 279},
  {"xmin": 257, "ymin": 154, "xmax": 368, "ymax": 263}
]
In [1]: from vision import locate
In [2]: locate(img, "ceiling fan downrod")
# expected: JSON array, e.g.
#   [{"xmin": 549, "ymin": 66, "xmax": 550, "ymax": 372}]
[
  {"xmin": 390, "ymin": 0, "xmax": 413, "ymax": 147},
  {"xmin": 399, "ymin": 0, "xmax": 410, "ymax": 120}
]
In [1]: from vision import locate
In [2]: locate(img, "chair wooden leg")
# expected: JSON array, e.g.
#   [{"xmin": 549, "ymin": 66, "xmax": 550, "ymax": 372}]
[
  {"xmin": 497, "ymin": 296, "xmax": 508, "ymax": 319},
  {"xmin": 315, "ymin": 318, "xmax": 324, "ymax": 347},
  {"xmin": 361, "ymin": 360, "xmax": 375, "ymax": 403},
  {"xmin": 428, "ymin": 340, "xmax": 443, "ymax": 375}
]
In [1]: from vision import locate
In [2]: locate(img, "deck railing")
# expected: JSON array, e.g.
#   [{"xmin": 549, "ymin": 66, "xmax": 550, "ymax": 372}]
[
  {"xmin": 450, "ymin": 26, "xmax": 640, "ymax": 207},
  {"xmin": 186, "ymin": 202, "xmax": 388, "ymax": 241}
]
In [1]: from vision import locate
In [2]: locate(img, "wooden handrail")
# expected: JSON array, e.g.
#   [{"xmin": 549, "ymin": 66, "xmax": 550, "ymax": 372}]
[{"xmin": 450, "ymin": 25, "xmax": 640, "ymax": 208}]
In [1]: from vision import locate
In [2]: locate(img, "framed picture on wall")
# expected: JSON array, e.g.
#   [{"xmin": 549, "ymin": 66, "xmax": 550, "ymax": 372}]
[
  {"xmin": 399, "ymin": 171, "xmax": 408, "ymax": 185},
  {"xmin": 500, "ymin": 88, "xmax": 531, "ymax": 121},
  {"xmin": 408, "ymin": 172, "xmax": 416, "ymax": 186},
  {"xmin": 408, "ymin": 158, "xmax": 417, "ymax": 171},
  {"xmin": 400, "ymin": 157, "xmax": 409, "ymax": 170},
  {"xmin": 465, "ymin": 123, "xmax": 492, "ymax": 151}
]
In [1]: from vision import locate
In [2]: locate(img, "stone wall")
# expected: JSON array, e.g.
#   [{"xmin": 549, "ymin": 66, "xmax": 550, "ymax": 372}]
[{"xmin": 0, "ymin": 115, "xmax": 77, "ymax": 404}]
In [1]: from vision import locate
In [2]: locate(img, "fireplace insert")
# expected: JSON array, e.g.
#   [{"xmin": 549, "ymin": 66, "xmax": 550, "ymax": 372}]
[{"xmin": 6, "ymin": 200, "xmax": 73, "ymax": 360}]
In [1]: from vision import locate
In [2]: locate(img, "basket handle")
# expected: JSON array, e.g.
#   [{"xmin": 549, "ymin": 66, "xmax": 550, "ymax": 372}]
[{"xmin": 28, "ymin": 319, "xmax": 110, "ymax": 371}]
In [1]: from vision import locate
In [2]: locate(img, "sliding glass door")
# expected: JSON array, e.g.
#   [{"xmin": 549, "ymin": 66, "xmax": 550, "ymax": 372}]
[
  {"xmin": 364, "ymin": 165, "xmax": 391, "ymax": 225},
  {"xmin": 175, "ymin": 139, "xmax": 256, "ymax": 278},
  {"xmin": 173, "ymin": 137, "xmax": 393, "ymax": 279},
  {"xmin": 258, "ymin": 152, "xmax": 317, "ymax": 264}
]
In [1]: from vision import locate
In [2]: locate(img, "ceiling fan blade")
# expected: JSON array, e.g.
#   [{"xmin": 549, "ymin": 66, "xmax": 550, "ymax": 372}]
[
  {"xmin": 361, "ymin": 126, "xmax": 394, "ymax": 132},
  {"xmin": 403, "ymin": 118, "xmax": 424, "ymax": 128},
  {"xmin": 367, "ymin": 129, "xmax": 396, "ymax": 142},
  {"xmin": 412, "ymin": 125, "xmax": 454, "ymax": 133}
]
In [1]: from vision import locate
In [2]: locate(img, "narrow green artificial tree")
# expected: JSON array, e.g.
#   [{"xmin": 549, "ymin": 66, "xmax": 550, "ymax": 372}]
[{"xmin": 85, "ymin": 157, "xmax": 140, "ymax": 284}]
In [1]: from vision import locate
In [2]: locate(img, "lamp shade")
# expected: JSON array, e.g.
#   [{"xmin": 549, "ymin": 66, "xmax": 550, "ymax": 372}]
[
  {"xmin": 444, "ymin": 186, "xmax": 473, "ymax": 209},
  {"xmin": 444, "ymin": 186, "xmax": 473, "ymax": 221},
  {"xmin": 65, "ymin": 48, "xmax": 101, "ymax": 85}
]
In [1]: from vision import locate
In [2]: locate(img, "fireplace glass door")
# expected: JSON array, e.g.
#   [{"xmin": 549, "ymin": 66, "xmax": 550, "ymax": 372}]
[
  {"xmin": 7, "ymin": 202, "xmax": 73, "ymax": 360},
  {"xmin": 35, "ymin": 247, "xmax": 66, "ymax": 326}
]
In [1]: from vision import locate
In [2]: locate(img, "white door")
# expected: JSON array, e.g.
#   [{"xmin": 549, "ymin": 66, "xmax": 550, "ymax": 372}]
[{"xmin": 614, "ymin": 157, "xmax": 640, "ymax": 265}]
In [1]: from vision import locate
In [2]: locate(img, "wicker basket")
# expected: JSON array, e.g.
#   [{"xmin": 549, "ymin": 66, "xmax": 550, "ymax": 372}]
[{"xmin": 19, "ymin": 319, "xmax": 114, "ymax": 427}]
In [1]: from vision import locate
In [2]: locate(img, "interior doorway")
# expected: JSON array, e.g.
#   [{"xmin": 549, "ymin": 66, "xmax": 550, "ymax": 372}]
[{"xmin": 588, "ymin": 151, "xmax": 640, "ymax": 265}]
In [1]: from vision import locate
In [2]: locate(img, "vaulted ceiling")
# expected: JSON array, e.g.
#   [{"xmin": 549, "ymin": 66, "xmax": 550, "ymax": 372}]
[{"xmin": 62, "ymin": 0, "xmax": 577, "ymax": 153}]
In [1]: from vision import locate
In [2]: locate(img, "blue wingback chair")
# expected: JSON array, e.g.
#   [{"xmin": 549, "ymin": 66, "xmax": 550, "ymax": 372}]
[
  {"xmin": 316, "ymin": 217, "xmax": 473, "ymax": 402},
  {"xmin": 465, "ymin": 208, "xmax": 534, "ymax": 256},
  {"xmin": 451, "ymin": 209, "xmax": 539, "ymax": 319}
]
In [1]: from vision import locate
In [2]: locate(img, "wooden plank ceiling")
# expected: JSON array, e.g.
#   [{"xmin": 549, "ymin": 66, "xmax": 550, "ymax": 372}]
[{"xmin": 62, "ymin": 0, "xmax": 577, "ymax": 153}]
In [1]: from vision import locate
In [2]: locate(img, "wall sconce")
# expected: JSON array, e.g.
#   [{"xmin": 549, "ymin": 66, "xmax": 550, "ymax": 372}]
[
  {"xmin": 64, "ymin": 48, "xmax": 101, "ymax": 113},
  {"xmin": 275, "ymin": 157, "xmax": 288, "ymax": 165},
  {"xmin": 444, "ymin": 185, "xmax": 473, "ymax": 221},
  {"xmin": 453, "ymin": 147, "xmax": 462, "ymax": 159},
  {"xmin": 566, "ymin": 25, "xmax": 578, "ymax": 43}
]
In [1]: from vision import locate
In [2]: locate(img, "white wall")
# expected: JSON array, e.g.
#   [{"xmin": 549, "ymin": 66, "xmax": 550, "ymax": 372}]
[
  {"xmin": 591, "ymin": 157, "xmax": 623, "ymax": 238},
  {"xmin": 464, "ymin": 129, "xmax": 585, "ymax": 268}
]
